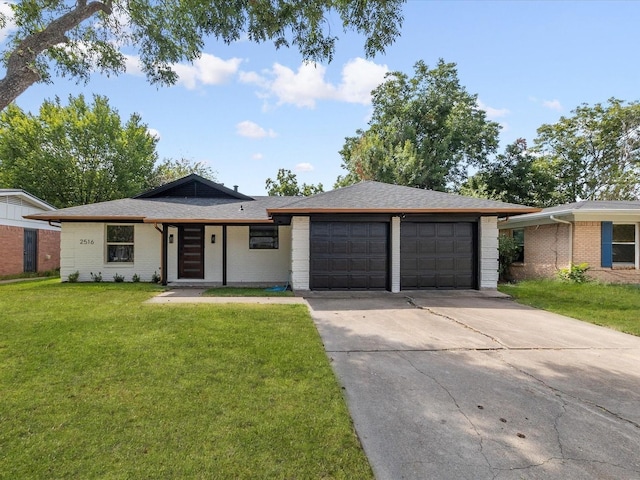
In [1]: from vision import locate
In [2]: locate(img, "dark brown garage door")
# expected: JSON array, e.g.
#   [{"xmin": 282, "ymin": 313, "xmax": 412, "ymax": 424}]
[
  {"xmin": 310, "ymin": 222, "xmax": 389, "ymax": 290},
  {"xmin": 401, "ymin": 222, "xmax": 476, "ymax": 289}
]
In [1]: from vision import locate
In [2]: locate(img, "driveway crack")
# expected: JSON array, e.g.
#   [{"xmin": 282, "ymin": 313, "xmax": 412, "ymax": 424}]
[
  {"xmin": 397, "ymin": 351, "xmax": 495, "ymax": 474},
  {"xmin": 405, "ymin": 296, "xmax": 508, "ymax": 348},
  {"xmin": 494, "ymin": 350, "xmax": 640, "ymax": 431}
]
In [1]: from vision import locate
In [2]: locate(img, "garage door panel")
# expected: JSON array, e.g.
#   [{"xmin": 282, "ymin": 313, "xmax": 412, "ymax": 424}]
[
  {"xmin": 369, "ymin": 241, "xmax": 387, "ymax": 254},
  {"xmin": 401, "ymin": 221, "xmax": 476, "ymax": 290},
  {"xmin": 437, "ymin": 240, "xmax": 454, "ymax": 254},
  {"xmin": 418, "ymin": 223, "xmax": 436, "ymax": 236},
  {"xmin": 310, "ymin": 221, "xmax": 389, "ymax": 290}
]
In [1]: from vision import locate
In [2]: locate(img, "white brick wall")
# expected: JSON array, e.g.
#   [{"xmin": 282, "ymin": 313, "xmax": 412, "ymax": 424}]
[
  {"xmin": 290, "ymin": 216, "xmax": 310, "ymax": 291},
  {"xmin": 479, "ymin": 216, "xmax": 498, "ymax": 289},
  {"xmin": 390, "ymin": 216, "xmax": 400, "ymax": 293},
  {"xmin": 226, "ymin": 225, "xmax": 291, "ymax": 284},
  {"xmin": 61, "ymin": 222, "xmax": 161, "ymax": 282}
]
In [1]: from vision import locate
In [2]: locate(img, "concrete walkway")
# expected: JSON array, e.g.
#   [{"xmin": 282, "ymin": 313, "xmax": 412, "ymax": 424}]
[
  {"xmin": 145, "ymin": 288, "xmax": 308, "ymax": 305},
  {"xmin": 306, "ymin": 295, "xmax": 640, "ymax": 480}
]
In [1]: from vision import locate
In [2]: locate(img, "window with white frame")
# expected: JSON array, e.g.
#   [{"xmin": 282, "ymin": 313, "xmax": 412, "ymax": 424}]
[
  {"xmin": 106, "ymin": 225, "xmax": 134, "ymax": 262},
  {"xmin": 512, "ymin": 228, "xmax": 525, "ymax": 263},
  {"xmin": 249, "ymin": 225, "xmax": 278, "ymax": 249},
  {"xmin": 612, "ymin": 224, "xmax": 636, "ymax": 265}
]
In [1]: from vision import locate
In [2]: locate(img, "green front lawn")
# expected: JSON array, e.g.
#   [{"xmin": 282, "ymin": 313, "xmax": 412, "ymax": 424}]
[
  {"xmin": 499, "ymin": 279, "xmax": 640, "ymax": 336},
  {"xmin": 203, "ymin": 286, "xmax": 294, "ymax": 297},
  {"xmin": 0, "ymin": 280, "xmax": 372, "ymax": 479}
]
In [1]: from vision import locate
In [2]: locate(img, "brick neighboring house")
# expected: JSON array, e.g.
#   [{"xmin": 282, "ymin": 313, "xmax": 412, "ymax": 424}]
[
  {"xmin": 499, "ymin": 201, "xmax": 640, "ymax": 283},
  {"xmin": 0, "ymin": 190, "xmax": 60, "ymax": 277}
]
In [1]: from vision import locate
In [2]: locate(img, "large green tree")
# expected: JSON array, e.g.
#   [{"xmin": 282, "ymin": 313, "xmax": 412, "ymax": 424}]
[
  {"xmin": 0, "ymin": 0, "xmax": 404, "ymax": 110},
  {"xmin": 534, "ymin": 98, "xmax": 640, "ymax": 202},
  {"xmin": 0, "ymin": 94, "xmax": 157, "ymax": 207},
  {"xmin": 336, "ymin": 59, "xmax": 500, "ymax": 191},
  {"xmin": 149, "ymin": 157, "xmax": 217, "ymax": 188},
  {"xmin": 266, "ymin": 168, "xmax": 323, "ymax": 196},
  {"xmin": 459, "ymin": 139, "xmax": 559, "ymax": 207}
]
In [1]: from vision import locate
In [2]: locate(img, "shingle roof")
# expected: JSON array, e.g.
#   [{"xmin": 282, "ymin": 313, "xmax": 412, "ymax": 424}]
[
  {"xmin": 25, "ymin": 179, "xmax": 539, "ymax": 223},
  {"xmin": 268, "ymin": 181, "xmax": 538, "ymax": 214},
  {"xmin": 25, "ymin": 196, "xmax": 294, "ymax": 223}
]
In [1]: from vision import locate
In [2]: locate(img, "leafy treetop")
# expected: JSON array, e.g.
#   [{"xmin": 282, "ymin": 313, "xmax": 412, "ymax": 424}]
[{"xmin": 0, "ymin": 0, "xmax": 405, "ymax": 110}]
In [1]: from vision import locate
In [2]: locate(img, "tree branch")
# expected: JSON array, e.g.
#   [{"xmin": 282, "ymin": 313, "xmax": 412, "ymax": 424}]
[{"xmin": 0, "ymin": 1, "xmax": 111, "ymax": 110}]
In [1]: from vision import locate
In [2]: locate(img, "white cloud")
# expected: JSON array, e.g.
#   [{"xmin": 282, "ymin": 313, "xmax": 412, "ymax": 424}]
[
  {"xmin": 337, "ymin": 58, "xmax": 388, "ymax": 104},
  {"xmin": 147, "ymin": 128, "xmax": 161, "ymax": 140},
  {"xmin": 295, "ymin": 162, "xmax": 314, "ymax": 172},
  {"xmin": 236, "ymin": 120, "xmax": 277, "ymax": 139},
  {"xmin": 240, "ymin": 57, "xmax": 388, "ymax": 109},
  {"xmin": 252, "ymin": 153, "xmax": 263, "ymax": 160},
  {"xmin": 542, "ymin": 99, "xmax": 563, "ymax": 111},
  {"xmin": 124, "ymin": 54, "xmax": 144, "ymax": 76},
  {"xmin": 0, "ymin": 3, "xmax": 17, "ymax": 43},
  {"xmin": 477, "ymin": 99, "xmax": 510, "ymax": 119},
  {"xmin": 173, "ymin": 53, "xmax": 242, "ymax": 90}
]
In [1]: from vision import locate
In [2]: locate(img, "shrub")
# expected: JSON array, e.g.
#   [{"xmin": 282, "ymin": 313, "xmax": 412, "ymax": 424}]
[
  {"xmin": 131, "ymin": 273, "xmax": 140, "ymax": 283},
  {"xmin": 68, "ymin": 271, "xmax": 80, "ymax": 283},
  {"xmin": 557, "ymin": 263, "xmax": 591, "ymax": 283},
  {"xmin": 498, "ymin": 234, "xmax": 521, "ymax": 281},
  {"xmin": 113, "ymin": 273, "xmax": 125, "ymax": 283},
  {"xmin": 90, "ymin": 272, "xmax": 103, "ymax": 283},
  {"xmin": 151, "ymin": 271, "xmax": 161, "ymax": 283}
]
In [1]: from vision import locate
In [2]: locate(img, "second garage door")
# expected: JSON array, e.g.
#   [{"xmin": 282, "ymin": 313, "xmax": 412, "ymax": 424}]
[
  {"xmin": 401, "ymin": 222, "xmax": 476, "ymax": 289},
  {"xmin": 310, "ymin": 221, "xmax": 389, "ymax": 290}
]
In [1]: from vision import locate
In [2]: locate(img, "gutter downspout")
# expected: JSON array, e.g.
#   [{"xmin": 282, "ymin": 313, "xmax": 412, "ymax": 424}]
[{"xmin": 550, "ymin": 215, "xmax": 572, "ymax": 267}]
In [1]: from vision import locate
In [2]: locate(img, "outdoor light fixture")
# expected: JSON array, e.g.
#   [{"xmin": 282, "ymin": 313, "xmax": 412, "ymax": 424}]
[
  {"xmin": 169, "ymin": 234, "xmax": 174, "ymax": 243},
  {"xmin": 211, "ymin": 234, "xmax": 216, "ymax": 244}
]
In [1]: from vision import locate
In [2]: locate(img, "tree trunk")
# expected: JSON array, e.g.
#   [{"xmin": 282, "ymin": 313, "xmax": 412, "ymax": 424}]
[{"xmin": 0, "ymin": 1, "xmax": 111, "ymax": 111}]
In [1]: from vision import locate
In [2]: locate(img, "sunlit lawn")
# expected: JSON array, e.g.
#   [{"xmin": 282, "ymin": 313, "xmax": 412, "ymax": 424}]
[
  {"xmin": 0, "ymin": 280, "xmax": 372, "ymax": 479},
  {"xmin": 202, "ymin": 286, "xmax": 293, "ymax": 297},
  {"xmin": 500, "ymin": 279, "xmax": 640, "ymax": 336}
]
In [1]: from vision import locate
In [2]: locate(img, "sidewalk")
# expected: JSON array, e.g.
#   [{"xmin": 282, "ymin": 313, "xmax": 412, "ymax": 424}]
[{"xmin": 145, "ymin": 289, "xmax": 308, "ymax": 305}]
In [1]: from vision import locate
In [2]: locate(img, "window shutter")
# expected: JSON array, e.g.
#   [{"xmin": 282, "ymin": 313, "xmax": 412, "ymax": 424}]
[{"xmin": 601, "ymin": 221, "xmax": 613, "ymax": 268}]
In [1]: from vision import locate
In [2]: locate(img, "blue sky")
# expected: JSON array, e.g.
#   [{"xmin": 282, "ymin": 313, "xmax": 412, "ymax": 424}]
[{"xmin": 3, "ymin": 1, "xmax": 640, "ymax": 195}]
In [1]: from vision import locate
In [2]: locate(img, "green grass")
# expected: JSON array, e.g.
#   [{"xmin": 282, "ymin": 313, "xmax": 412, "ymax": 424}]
[
  {"xmin": 0, "ymin": 268, "xmax": 60, "ymax": 281},
  {"xmin": 202, "ymin": 286, "xmax": 294, "ymax": 297},
  {"xmin": 499, "ymin": 279, "xmax": 640, "ymax": 336},
  {"xmin": 0, "ymin": 280, "xmax": 372, "ymax": 479}
]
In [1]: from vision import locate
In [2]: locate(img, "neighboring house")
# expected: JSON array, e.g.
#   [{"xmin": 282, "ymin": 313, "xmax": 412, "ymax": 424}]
[
  {"xmin": 499, "ymin": 201, "xmax": 640, "ymax": 283},
  {"xmin": 0, "ymin": 189, "xmax": 60, "ymax": 277},
  {"xmin": 25, "ymin": 174, "xmax": 537, "ymax": 291}
]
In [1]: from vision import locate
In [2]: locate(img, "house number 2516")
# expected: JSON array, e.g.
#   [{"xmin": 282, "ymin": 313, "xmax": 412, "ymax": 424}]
[{"xmin": 80, "ymin": 239, "xmax": 94, "ymax": 245}]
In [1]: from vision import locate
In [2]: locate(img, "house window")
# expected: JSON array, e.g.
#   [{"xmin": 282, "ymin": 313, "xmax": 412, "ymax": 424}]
[
  {"xmin": 513, "ymin": 228, "xmax": 525, "ymax": 263},
  {"xmin": 612, "ymin": 224, "xmax": 635, "ymax": 264},
  {"xmin": 106, "ymin": 225, "xmax": 134, "ymax": 262},
  {"xmin": 249, "ymin": 225, "xmax": 278, "ymax": 249}
]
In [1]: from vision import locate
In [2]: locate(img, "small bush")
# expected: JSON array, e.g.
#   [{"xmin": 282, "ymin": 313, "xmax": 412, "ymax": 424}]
[
  {"xmin": 557, "ymin": 263, "xmax": 591, "ymax": 283},
  {"xmin": 113, "ymin": 273, "xmax": 125, "ymax": 283},
  {"xmin": 68, "ymin": 271, "xmax": 80, "ymax": 283},
  {"xmin": 498, "ymin": 234, "xmax": 521, "ymax": 281},
  {"xmin": 90, "ymin": 272, "xmax": 103, "ymax": 283},
  {"xmin": 151, "ymin": 271, "xmax": 161, "ymax": 284},
  {"xmin": 131, "ymin": 273, "xmax": 140, "ymax": 283}
]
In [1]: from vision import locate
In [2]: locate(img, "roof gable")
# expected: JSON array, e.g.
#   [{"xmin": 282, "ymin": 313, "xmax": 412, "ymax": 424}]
[
  {"xmin": 0, "ymin": 189, "xmax": 56, "ymax": 211},
  {"xmin": 134, "ymin": 174, "xmax": 253, "ymax": 201}
]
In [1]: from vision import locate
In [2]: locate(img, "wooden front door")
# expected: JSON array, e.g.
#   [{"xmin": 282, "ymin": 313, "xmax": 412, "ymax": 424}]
[{"xmin": 178, "ymin": 225, "xmax": 204, "ymax": 279}]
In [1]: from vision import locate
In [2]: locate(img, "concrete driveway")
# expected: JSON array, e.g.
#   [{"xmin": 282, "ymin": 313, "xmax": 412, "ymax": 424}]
[{"xmin": 306, "ymin": 293, "xmax": 640, "ymax": 480}]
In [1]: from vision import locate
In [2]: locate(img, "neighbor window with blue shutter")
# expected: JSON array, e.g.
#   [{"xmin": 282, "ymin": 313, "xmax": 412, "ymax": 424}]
[
  {"xmin": 602, "ymin": 222, "xmax": 636, "ymax": 267},
  {"xmin": 612, "ymin": 224, "xmax": 636, "ymax": 265}
]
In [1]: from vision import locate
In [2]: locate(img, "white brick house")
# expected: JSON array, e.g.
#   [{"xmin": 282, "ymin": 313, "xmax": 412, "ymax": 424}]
[{"xmin": 27, "ymin": 175, "xmax": 537, "ymax": 291}]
